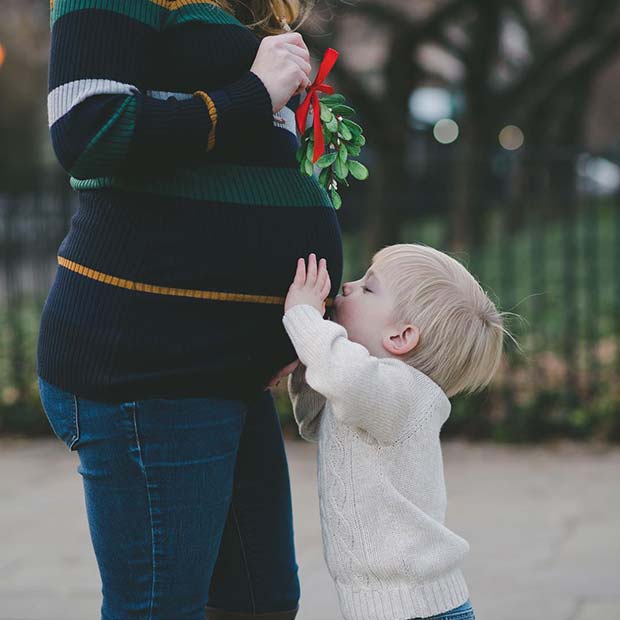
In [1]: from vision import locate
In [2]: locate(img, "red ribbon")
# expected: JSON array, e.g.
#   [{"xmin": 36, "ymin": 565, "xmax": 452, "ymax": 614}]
[{"xmin": 295, "ymin": 48, "xmax": 339, "ymax": 163}]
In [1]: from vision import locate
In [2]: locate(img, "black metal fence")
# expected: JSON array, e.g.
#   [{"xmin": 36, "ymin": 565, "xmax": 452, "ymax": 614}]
[{"xmin": 1, "ymin": 157, "xmax": 619, "ymax": 440}]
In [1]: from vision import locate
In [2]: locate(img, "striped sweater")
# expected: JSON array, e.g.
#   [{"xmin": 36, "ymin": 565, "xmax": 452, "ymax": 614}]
[{"xmin": 37, "ymin": 0, "xmax": 343, "ymax": 402}]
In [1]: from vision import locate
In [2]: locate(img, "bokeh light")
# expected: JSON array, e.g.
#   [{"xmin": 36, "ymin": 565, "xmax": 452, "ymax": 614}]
[
  {"xmin": 499, "ymin": 125, "xmax": 525, "ymax": 150},
  {"xmin": 0, "ymin": 43, "xmax": 6, "ymax": 69},
  {"xmin": 409, "ymin": 87, "xmax": 452, "ymax": 124},
  {"xmin": 433, "ymin": 118, "xmax": 459, "ymax": 144}
]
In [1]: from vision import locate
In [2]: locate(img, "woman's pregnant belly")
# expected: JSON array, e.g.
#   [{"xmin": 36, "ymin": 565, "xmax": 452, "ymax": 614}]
[{"xmin": 42, "ymin": 188, "xmax": 343, "ymax": 400}]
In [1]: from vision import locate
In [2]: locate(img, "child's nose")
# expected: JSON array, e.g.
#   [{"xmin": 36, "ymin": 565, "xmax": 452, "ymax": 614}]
[{"xmin": 342, "ymin": 282, "xmax": 351, "ymax": 295}]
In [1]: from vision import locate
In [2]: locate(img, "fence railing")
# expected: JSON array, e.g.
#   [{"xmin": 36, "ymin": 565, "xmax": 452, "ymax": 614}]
[{"xmin": 1, "ymin": 167, "xmax": 619, "ymax": 439}]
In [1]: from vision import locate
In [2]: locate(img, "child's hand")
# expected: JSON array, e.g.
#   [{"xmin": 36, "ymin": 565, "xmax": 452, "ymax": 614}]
[
  {"xmin": 265, "ymin": 359, "xmax": 300, "ymax": 390},
  {"xmin": 285, "ymin": 253, "xmax": 331, "ymax": 315}
]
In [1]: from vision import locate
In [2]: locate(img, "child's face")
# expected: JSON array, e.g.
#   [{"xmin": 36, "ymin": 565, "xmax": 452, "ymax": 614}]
[{"xmin": 332, "ymin": 266, "xmax": 401, "ymax": 358}]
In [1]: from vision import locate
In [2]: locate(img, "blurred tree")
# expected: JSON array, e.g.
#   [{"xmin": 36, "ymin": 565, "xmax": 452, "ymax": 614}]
[
  {"xmin": 303, "ymin": 0, "xmax": 620, "ymax": 252},
  {"xmin": 0, "ymin": 0, "xmax": 51, "ymax": 191}
]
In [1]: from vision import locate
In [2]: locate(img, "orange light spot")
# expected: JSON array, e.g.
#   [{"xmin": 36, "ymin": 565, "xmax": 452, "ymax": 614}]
[{"xmin": 0, "ymin": 44, "xmax": 5, "ymax": 69}]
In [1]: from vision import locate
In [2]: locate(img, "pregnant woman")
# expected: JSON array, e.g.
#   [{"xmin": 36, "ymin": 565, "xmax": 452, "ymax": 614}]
[{"xmin": 37, "ymin": 1, "xmax": 343, "ymax": 618}]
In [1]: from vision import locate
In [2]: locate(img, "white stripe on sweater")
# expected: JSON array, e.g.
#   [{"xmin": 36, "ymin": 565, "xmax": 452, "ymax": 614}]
[
  {"xmin": 48, "ymin": 79, "xmax": 139, "ymax": 127},
  {"xmin": 146, "ymin": 90, "xmax": 194, "ymax": 101}
]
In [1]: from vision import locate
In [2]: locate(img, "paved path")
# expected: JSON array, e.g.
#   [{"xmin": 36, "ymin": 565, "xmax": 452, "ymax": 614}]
[{"xmin": 1, "ymin": 439, "xmax": 619, "ymax": 620}]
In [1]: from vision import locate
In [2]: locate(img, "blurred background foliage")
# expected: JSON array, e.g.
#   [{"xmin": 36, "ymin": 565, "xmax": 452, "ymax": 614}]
[{"xmin": 1, "ymin": 0, "xmax": 619, "ymax": 441}]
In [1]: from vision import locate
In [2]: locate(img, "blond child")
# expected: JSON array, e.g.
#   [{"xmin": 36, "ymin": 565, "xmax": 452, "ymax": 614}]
[{"xmin": 281, "ymin": 245, "xmax": 508, "ymax": 620}]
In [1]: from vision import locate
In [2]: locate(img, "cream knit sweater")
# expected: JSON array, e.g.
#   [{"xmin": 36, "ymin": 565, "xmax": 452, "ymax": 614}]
[{"xmin": 283, "ymin": 305, "xmax": 470, "ymax": 620}]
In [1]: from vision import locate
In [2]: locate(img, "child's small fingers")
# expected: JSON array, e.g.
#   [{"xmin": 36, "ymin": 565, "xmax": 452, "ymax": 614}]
[
  {"xmin": 293, "ymin": 257, "xmax": 306, "ymax": 286},
  {"xmin": 320, "ymin": 271, "xmax": 331, "ymax": 299},
  {"xmin": 307, "ymin": 253, "xmax": 317, "ymax": 283},
  {"xmin": 316, "ymin": 258, "xmax": 328, "ymax": 289}
]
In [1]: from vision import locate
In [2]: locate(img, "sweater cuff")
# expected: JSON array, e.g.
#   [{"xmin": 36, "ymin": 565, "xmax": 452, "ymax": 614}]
[
  {"xmin": 194, "ymin": 70, "xmax": 273, "ymax": 151},
  {"xmin": 222, "ymin": 70, "xmax": 273, "ymax": 119}
]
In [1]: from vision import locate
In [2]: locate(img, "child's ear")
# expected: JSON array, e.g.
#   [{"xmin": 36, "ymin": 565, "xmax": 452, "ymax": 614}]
[{"xmin": 383, "ymin": 324, "xmax": 419, "ymax": 356}]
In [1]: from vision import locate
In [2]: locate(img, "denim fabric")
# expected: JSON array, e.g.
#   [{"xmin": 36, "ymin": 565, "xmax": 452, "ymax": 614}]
[
  {"xmin": 412, "ymin": 600, "xmax": 475, "ymax": 620},
  {"xmin": 38, "ymin": 377, "xmax": 300, "ymax": 620}
]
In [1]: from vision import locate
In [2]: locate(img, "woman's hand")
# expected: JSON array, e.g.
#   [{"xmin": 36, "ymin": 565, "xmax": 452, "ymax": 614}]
[
  {"xmin": 284, "ymin": 253, "xmax": 331, "ymax": 316},
  {"xmin": 250, "ymin": 32, "xmax": 312, "ymax": 113}
]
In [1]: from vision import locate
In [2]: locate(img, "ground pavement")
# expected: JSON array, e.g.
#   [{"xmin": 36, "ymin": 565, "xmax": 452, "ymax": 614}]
[{"xmin": 1, "ymin": 439, "xmax": 618, "ymax": 620}]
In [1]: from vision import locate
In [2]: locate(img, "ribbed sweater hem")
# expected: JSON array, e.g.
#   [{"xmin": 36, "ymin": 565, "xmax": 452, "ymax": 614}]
[{"xmin": 335, "ymin": 569, "xmax": 469, "ymax": 620}]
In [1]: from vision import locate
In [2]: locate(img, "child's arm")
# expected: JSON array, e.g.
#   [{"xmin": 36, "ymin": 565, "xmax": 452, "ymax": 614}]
[
  {"xmin": 282, "ymin": 254, "xmax": 440, "ymax": 445},
  {"xmin": 287, "ymin": 362, "xmax": 326, "ymax": 442},
  {"xmin": 283, "ymin": 304, "xmax": 421, "ymax": 444}
]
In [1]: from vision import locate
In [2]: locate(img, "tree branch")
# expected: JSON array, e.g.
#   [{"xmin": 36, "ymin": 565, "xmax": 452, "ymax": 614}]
[{"xmin": 498, "ymin": 0, "xmax": 620, "ymax": 109}]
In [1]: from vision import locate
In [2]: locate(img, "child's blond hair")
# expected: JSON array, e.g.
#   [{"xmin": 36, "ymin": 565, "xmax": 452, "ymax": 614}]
[{"xmin": 372, "ymin": 244, "xmax": 508, "ymax": 398}]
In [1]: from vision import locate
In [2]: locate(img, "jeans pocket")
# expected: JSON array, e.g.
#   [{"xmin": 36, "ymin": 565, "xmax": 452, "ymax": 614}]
[{"xmin": 38, "ymin": 377, "xmax": 80, "ymax": 451}]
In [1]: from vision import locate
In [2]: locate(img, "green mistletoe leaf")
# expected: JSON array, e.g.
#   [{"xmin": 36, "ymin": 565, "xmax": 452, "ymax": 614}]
[
  {"xmin": 319, "ymin": 103, "xmax": 333, "ymax": 123},
  {"xmin": 338, "ymin": 143, "xmax": 348, "ymax": 164},
  {"xmin": 319, "ymin": 167, "xmax": 330, "ymax": 187},
  {"xmin": 305, "ymin": 140, "xmax": 315, "ymax": 161},
  {"xmin": 331, "ymin": 105, "xmax": 355, "ymax": 117},
  {"xmin": 316, "ymin": 152, "xmax": 338, "ymax": 168},
  {"xmin": 348, "ymin": 160, "xmax": 369, "ymax": 180},
  {"xmin": 339, "ymin": 124, "xmax": 353, "ymax": 141},
  {"xmin": 326, "ymin": 116, "xmax": 339, "ymax": 133},
  {"xmin": 334, "ymin": 158, "xmax": 349, "ymax": 180},
  {"xmin": 330, "ymin": 189, "xmax": 342, "ymax": 210},
  {"xmin": 347, "ymin": 144, "xmax": 361, "ymax": 157},
  {"xmin": 304, "ymin": 158, "xmax": 314, "ymax": 176},
  {"xmin": 321, "ymin": 93, "xmax": 346, "ymax": 106},
  {"xmin": 342, "ymin": 119, "xmax": 363, "ymax": 136}
]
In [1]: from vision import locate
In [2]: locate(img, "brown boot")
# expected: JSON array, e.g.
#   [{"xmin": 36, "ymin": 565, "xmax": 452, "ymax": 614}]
[{"xmin": 205, "ymin": 607, "xmax": 298, "ymax": 620}]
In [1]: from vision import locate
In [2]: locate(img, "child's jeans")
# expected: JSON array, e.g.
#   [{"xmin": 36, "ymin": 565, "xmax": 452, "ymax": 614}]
[
  {"xmin": 412, "ymin": 600, "xmax": 475, "ymax": 620},
  {"xmin": 38, "ymin": 377, "xmax": 300, "ymax": 620}
]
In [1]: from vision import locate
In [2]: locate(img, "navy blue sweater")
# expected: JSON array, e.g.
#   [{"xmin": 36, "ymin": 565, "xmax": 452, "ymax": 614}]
[{"xmin": 37, "ymin": 0, "xmax": 343, "ymax": 402}]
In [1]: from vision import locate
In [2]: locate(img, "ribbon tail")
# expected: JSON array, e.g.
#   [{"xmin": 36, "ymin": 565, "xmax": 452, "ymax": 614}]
[
  {"xmin": 312, "ymin": 93, "xmax": 325, "ymax": 162},
  {"xmin": 295, "ymin": 93, "xmax": 313, "ymax": 135}
]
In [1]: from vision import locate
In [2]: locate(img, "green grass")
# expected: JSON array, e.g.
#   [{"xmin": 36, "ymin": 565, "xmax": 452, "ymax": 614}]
[{"xmin": 344, "ymin": 204, "xmax": 620, "ymax": 362}]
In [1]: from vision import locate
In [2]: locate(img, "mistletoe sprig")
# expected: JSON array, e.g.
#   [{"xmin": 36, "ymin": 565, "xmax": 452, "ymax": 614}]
[
  {"xmin": 293, "ymin": 48, "xmax": 369, "ymax": 210},
  {"xmin": 296, "ymin": 93, "xmax": 369, "ymax": 210}
]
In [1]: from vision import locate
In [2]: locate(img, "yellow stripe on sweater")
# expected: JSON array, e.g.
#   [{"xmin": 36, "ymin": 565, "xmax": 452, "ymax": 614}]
[
  {"xmin": 194, "ymin": 91, "xmax": 218, "ymax": 152},
  {"xmin": 58, "ymin": 256, "xmax": 334, "ymax": 307},
  {"xmin": 148, "ymin": 0, "xmax": 221, "ymax": 10}
]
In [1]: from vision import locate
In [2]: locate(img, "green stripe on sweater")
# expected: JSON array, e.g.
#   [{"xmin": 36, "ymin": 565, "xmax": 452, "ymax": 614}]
[
  {"xmin": 51, "ymin": 0, "xmax": 162, "ymax": 29},
  {"xmin": 168, "ymin": 4, "xmax": 241, "ymax": 27},
  {"xmin": 71, "ymin": 96, "xmax": 137, "ymax": 180},
  {"xmin": 71, "ymin": 165, "xmax": 334, "ymax": 208},
  {"xmin": 51, "ymin": 0, "xmax": 242, "ymax": 30}
]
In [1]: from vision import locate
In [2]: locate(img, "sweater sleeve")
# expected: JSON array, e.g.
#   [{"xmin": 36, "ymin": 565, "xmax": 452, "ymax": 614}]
[
  {"xmin": 48, "ymin": 0, "xmax": 273, "ymax": 180},
  {"xmin": 287, "ymin": 363, "xmax": 326, "ymax": 443},
  {"xmin": 283, "ymin": 304, "xmax": 434, "ymax": 445}
]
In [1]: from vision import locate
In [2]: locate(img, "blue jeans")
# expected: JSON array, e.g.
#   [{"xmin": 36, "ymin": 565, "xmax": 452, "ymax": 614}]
[
  {"xmin": 38, "ymin": 377, "xmax": 300, "ymax": 620},
  {"xmin": 413, "ymin": 600, "xmax": 475, "ymax": 620}
]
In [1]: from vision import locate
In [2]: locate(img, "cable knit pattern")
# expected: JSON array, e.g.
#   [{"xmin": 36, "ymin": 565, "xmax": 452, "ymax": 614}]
[{"xmin": 283, "ymin": 305, "xmax": 470, "ymax": 620}]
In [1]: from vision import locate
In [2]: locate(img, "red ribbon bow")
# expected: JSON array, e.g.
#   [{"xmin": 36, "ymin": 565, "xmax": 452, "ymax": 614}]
[{"xmin": 295, "ymin": 48, "xmax": 339, "ymax": 163}]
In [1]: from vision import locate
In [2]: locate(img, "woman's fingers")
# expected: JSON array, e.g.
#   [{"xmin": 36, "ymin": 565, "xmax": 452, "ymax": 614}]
[
  {"xmin": 284, "ymin": 42, "xmax": 311, "ymax": 64},
  {"xmin": 287, "ymin": 53, "xmax": 312, "ymax": 80},
  {"xmin": 280, "ymin": 31, "xmax": 309, "ymax": 53}
]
